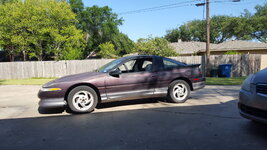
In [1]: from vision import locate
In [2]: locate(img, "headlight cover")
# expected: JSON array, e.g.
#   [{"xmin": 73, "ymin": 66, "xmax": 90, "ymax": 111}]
[{"xmin": 241, "ymin": 74, "xmax": 255, "ymax": 92}]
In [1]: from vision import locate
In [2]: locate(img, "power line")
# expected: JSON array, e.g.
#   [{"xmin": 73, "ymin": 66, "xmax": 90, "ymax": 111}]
[
  {"xmin": 118, "ymin": 0, "xmax": 260, "ymax": 15},
  {"xmin": 118, "ymin": 0, "xmax": 197, "ymax": 15},
  {"xmin": 118, "ymin": 4, "xmax": 195, "ymax": 15},
  {"xmin": 213, "ymin": 0, "xmax": 264, "ymax": 3}
]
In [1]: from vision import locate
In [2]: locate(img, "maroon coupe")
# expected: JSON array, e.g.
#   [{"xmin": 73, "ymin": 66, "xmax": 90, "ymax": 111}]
[{"xmin": 38, "ymin": 55, "xmax": 205, "ymax": 113}]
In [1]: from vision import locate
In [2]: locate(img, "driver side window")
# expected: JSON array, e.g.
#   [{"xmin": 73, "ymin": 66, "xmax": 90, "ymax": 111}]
[
  {"xmin": 118, "ymin": 60, "xmax": 136, "ymax": 73},
  {"xmin": 117, "ymin": 58, "xmax": 153, "ymax": 74}
]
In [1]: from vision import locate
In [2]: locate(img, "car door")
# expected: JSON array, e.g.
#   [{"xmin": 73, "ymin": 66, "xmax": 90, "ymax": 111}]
[{"xmin": 105, "ymin": 57, "xmax": 157, "ymax": 100}]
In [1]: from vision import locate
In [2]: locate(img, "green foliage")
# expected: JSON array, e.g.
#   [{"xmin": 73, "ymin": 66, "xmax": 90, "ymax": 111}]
[
  {"xmin": 69, "ymin": 1, "xmax": 135, "ymax": 58},
  {"xmin": 0, "ymin": 0, "xmax": 18, "ymax": 4},
  {"xmin": 164, "ymin": 3, "xmax": 267, "ymax": 43},
  {"xmin": 0, "ymin": 0, "xmax": 85, "ymax": 61},
  {"xmin": 165, "ymin": 28, "xmax": 180, "ymax": 43},
  {"xmin": 224, "ymin": 50, "xmax": 241, "ymax": 55},
  {"xmin": 78, "ymin": 5, "xmax": 123, "ymax": 56},
  {"xmin": 251, "ymin": 3, "xmax": 267, "ymax": 43},
  {"xmin": 165, "ymin": 16, "xmax": 248, "ymax": 43},
  {"xmin": 112, "ymin": 33, "xmax": 135, "ymax": 56},
  {"xmin": 135, "ymin": 37, "xmax": 178, "ymax": 57},
  {"xmin": 68, "ymin": 0, "xmax": 84, "ymax": 14},
  {"xmin": 98, "ymin": 42, "xmax": 117, "ymax": 58}
]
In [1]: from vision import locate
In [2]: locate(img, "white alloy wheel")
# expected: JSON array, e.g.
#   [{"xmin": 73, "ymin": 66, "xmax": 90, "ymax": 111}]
[
  {"xmin": 168, "ymin": 80, "xmax": 191, "ymax": 103},
  {"xmin": 172, "ymin": 83, "xmax": 188, "ymax": 101},
  {"xmin": 67, "ymin": 86, "xmax": 98, "ymax": 113},
  {"xmin": 72, "ymin": 91, "xmax": 94, "ymax": 111}
]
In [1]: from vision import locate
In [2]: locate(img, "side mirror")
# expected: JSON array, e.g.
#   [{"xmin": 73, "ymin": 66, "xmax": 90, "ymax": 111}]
[{"xmin": 109, "ymin": 68, "xmax": 121, "ymax": 77}]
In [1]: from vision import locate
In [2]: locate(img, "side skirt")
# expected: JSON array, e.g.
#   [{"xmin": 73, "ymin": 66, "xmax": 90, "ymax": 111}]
[{"xmin": 101, "ymin": 88, "xmax": 168, "ymax": 102}]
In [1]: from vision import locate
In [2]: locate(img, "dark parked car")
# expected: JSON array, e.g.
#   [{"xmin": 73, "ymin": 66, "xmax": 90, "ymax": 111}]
[
  {"xmin": 38, "ymin": 55, "xmax": 205, "ymax": 113},
  {"xmin": 239, "ymin": 68, "xmax": 267, "ymax": 123}
]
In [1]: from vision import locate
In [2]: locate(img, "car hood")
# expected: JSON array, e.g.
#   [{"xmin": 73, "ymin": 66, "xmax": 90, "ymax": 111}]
[
  {"xmin": 253, "ymin": 68, "xmax": 267, "ymax": 83},
  {"xmin": 43, "ymin": 72, "xmax": 105, "ymax": 87}
]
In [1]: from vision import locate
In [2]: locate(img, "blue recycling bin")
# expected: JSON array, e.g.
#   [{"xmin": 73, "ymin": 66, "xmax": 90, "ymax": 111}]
[{"xmin": 218, "ymin": 64, "xmax": 232, "ymax": 78}]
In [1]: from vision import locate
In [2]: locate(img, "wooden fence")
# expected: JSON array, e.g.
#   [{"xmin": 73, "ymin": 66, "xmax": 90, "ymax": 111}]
[
  {"xmin": 0, "ymin": 54, "xmax": 263, "ymax": 79},
  {"xmin": 209, "ymin": 54, "xmax": 262, "ymax": 77}
]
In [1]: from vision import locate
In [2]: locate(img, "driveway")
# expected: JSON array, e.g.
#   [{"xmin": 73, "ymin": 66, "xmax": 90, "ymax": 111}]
[{"xmin": 0, "ymin": 85, "xmax": 266, "ymax": 150}]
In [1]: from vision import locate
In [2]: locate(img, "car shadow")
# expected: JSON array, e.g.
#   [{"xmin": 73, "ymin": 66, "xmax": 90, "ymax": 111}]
[
  {"xmin": 96, "ymin": 97, "xmax": 167, "ymax": 109},
  {"xmin": 1, "ymin": 100, "xmax": 267, "ymax": 150},
  {"xmin": 38, "ymin": 107, "xmax": 65, "ymax": 114},
  {"xmin": 38, "ymin": 97, "xmax": 168, "ymax": 114}
]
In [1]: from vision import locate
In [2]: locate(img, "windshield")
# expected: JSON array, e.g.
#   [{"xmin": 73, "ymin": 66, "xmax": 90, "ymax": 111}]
[{"xmin": 97, "ymin": 58, "xmax": 124, "ymax": 73}]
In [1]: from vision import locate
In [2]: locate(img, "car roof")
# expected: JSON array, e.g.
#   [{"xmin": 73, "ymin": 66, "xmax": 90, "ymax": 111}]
[{"xmin": 122, "ymin": 55, "xmax": 162, "ymax": 60}]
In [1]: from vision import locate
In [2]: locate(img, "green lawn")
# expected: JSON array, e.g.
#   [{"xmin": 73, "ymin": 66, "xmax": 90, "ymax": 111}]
[
  {"xmin": 206, "ymin": 77, "xmax": 246, "ymax": 85},
  {"xmin": 0, "ymin": 77, "xmax": 56, "ymax": 85},
  {"xmin": 0, "ymin": 77, "xmax": 246, "ymax": 86}
]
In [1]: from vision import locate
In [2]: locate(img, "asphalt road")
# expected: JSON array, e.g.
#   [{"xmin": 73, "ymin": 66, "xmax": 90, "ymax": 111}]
[{"xmin": 0, "ymin": 85, "xmax": 266, "ymax": 150}]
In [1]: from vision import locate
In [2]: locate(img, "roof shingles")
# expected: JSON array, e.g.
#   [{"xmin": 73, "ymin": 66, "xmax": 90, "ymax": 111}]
[{"xmin": 170, "ymin": 40, "xmax": 267, "ymax": 55}]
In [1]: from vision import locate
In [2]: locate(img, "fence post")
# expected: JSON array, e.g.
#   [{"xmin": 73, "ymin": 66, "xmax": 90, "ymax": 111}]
[
  {"xmin": 201, "ymin": 55, "xmax": 206, "ymax": 78},
  {"xmin": 260, "ymin": 55, "xmax": 267, "ymax": 70}
]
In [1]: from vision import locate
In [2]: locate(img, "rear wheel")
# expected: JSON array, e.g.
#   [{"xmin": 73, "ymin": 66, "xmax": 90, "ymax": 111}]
[
  {"xmin": 167, "ymin": 80, "xmax": 191, "ymax": 103},
  {"xmin": 67, "ymin": 86, "xmax": 98, "ymax": 113}
]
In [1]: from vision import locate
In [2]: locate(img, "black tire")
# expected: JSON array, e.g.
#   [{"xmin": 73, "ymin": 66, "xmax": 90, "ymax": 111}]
[
  {"xmin": 167, "ymin": 80, "xmax": 191, "ymax": 103},
  {"xmin": 67, "ymin": 86, "xmax": 98, "ymax": 113}
]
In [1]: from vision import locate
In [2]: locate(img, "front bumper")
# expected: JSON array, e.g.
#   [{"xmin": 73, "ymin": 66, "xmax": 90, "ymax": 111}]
[
  {"xmin": 39, "ymin": 98, "xmax": 67, "ymax": 108},
  {"xmin": 38, "ymin": 88, "xmax": 67, "ymax": 108},
  {"xmin": 238, "ymin": 88, "xmax": 267, "ymax": 123},
  {"xmin": 238, "ymin": 103, "xmax": 267, "ymax": 124}
]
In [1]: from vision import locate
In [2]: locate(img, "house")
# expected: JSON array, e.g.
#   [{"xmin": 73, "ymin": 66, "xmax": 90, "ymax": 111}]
[
  {"xmin": 199, "ymin": 40, "xmax": 267, "ymax": 55},
  {"xmin": 169, "ymin": 41, "xmax": 216, "ymax": 56},
  {"xmin": 170, "ymin": 40, "xmax": 267, "ymax": 56}
]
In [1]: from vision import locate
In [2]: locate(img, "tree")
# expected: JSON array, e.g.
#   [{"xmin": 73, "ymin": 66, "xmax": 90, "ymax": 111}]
[
  {"xmin": 98, "ymin": 42, "xmax": 117, "ymax": 58},
  {"xmin": 0, "ymin": 1, "xmax": 25, "ymax": 61},
  {"xmin": 165, "ymin": 28, "xmax": 181, "ymax": 43},
  {"xmin": 68, "ymin": 1, "xmax": 135, "ymax": 57},
  {"xmin": 164, "ymin": 3, "xmax": 267, "ymax": 43},
  {"xmin": 0, "ymin": 0, "xmax": 18, "ymax": 4},
  {"xmin": 111, "ymin": 33, "xmax": 135, "ymax": 56},
  {"xmin": 135, "ymin": 37, "xmax": 178, "ymax": 57},
  {"xmin": 165, "ymin": 16, "xmax": 236, "ymax": 43},
  {"xmin": 68, "ymin": 0, "xmax": 84, "ymax": 14},
  {"xmin": 251, "ymin": 3, "xmax": 267, "ymax": 43},
  {"xmin": 0, "ymin": 0, "xmax": 85, "ymax": 61},
  {"xmin": 164, "ymin": 20, "xmax": 206, "ymax": 43},
  {"xmin": 78, "ymin": 5, "xmax": 123, "ymax": 57}
]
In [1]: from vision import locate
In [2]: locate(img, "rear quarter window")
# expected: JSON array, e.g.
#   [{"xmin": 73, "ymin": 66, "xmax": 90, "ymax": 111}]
[{"xmin": 163, "ymin": 58, "xmax": 186, "ymax": 70}]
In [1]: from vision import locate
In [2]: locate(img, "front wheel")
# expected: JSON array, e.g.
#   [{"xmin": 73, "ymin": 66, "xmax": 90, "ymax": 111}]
[
  {"xmin": 167, "ymin": 80, "xmax": 191, "ymax": 103},
  {"xmin": 67, "ymin": 86, "xmax": 98, "ymax": 113}
]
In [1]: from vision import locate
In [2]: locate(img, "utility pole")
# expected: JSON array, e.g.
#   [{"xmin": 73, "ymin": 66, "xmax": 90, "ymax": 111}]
[
  {"xmin": 196, "ymin": 0, "xmax": 240, "ymax": 77},
  {"xmin": 206, "ymin": 0, "xmax": 210, "ymax": 77},
  {"xmin": 195, "ymin": 0, "xmax": 210, "ymax": 77}
]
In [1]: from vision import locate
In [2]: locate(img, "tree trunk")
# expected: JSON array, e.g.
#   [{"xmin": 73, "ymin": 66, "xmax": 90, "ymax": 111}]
[
  {"xmin": 23, "ymin": 50, "xmax": 26, "ymax": 61},
  {"xmin": 9, "ymin": 45, "xmax": 15, "ymax": 62},
  {"xmin": 9, "ymin": 54, "xmax": 14, "ymax": 62}
]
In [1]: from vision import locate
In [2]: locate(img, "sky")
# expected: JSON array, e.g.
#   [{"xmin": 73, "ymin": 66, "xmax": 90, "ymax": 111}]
[{"xmin": 83, "ymin": 0, "xmax": 267, "ymax": 41}]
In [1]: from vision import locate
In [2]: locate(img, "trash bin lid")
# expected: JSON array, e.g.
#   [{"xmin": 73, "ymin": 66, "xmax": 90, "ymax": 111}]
[{"xmin": 219, "ymin": 64, "xmax": 232, "ymax": 67}]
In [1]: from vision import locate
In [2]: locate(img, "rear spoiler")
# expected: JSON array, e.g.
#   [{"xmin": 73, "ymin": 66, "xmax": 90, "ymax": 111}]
[
  {"xmin": 186, "ymin": 64, "xmax": 201, "ymax": 67},
  {"xmin": 186, "ymin": 64, "xmax": 203, "ymax": 76}
]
